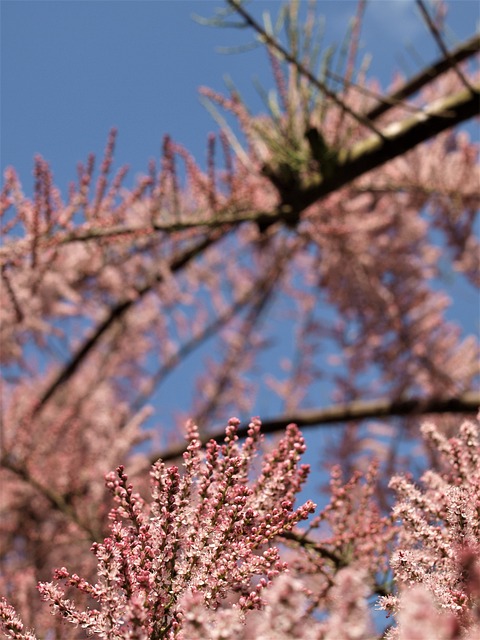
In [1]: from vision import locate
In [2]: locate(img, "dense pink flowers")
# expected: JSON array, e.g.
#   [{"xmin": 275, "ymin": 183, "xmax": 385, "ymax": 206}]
[
  {"xmin": 1, "ymin": 417, "xmax": 479, "ymax": 639},
  {"xmin": 381, "ymin": 419, "xmax": 480, "ymax": 639},
  {"xmin": 19, "ymin": 419, "xmax": 314, "ymax": 638}
]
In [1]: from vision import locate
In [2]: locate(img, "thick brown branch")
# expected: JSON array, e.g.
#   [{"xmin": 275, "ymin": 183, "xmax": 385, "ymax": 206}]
[
  {"xmin": 152, "ymin": 391, "xmax": 480, "ymax": 463},
  {"xmin": 292, "ymin": 84, "xmax": 480, "ymax": 215},
  {"xmin": 366, "ymin": 33, "xmax": 479, "ymax": 121}
]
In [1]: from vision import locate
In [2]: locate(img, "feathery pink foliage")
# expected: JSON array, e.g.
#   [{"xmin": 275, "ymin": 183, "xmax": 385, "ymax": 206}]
[
  {"xmin": 1, "ymin": 417, "xmax": 479, "ymax": 639},
  {"xmin": 1, "ymin": 1, "xmax": 478, "ymax": 637},
  {"xmin": 381, "ymin": 419, "xmax": 480, "ymax": 639},
  {"xmin": 31, "ymin": 419, "xmax": 313, "ymax": 639}
]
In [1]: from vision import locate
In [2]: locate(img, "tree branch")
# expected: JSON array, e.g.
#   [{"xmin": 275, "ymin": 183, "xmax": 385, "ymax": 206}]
[
  {"xmin": 366, "ymin": 33, "xmax": 479, "ymax": 121},
  {"xmin": 290, "ymin": 84, "xmax": 479, "ymax": 216},
  {"xmin": 64, "ymin": 84, "xmax": 479, "ymax": 237},
  {"xmin": 152, "ymin": 391, "xmax": 480, "ymax": 463},
  {"xmin": 34, "ymin": 228, "xmax": 228, "ymax": 412},
  {"xmin": 416, "ymin": 0, "xmax": 474, "ymax": 93},
  {"xmin": 3, "ymin": 77, "xmax": 476, "ymax": 262}
]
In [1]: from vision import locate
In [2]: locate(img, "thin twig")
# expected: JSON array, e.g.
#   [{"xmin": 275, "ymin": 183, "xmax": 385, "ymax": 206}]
[
  {"xmin": 333, "ymin": 0, "xmax": 367, "ymax": 146},
  {"xmin": 416, "ymin": 0, "xmax": 475, "ymax": 93},
  {"xmin": 226, "ymin": 0, "xmax": 386, "ymax": 139}
]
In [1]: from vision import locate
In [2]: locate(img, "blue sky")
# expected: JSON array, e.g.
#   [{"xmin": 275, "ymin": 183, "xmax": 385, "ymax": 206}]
[
  {"xmin": 1, "ymin": 0, "xmax": 478, "ymax": 437},
  {"xmin": 2, "ymin": 0, "xmax": 478, "ymax": 195}
]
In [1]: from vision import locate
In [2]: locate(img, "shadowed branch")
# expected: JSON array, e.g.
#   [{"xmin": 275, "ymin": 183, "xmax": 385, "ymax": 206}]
[{"xmin": 152, "ymin": 391, "xmax": 480, "ymax": 463}]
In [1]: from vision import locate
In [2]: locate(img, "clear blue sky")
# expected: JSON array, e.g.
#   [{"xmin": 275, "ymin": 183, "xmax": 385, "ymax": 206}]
[
  {"xmin": 2, "ymin": 0, "xmax": 478, "ymax": 194},
  {"xmin": 1, "ymin": 0, "xmax": 478, "ymax": 429}
]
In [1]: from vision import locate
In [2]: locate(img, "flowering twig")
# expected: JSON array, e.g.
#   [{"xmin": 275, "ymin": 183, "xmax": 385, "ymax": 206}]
[{"xmin": 25, "ymin": 418, "xmax": 315, "ymax": 639}]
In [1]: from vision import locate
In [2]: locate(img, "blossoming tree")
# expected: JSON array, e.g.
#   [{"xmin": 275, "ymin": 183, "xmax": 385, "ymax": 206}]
[{"xmin": 1, "ymin": 1, "xmax": 479, "ymax": 638}]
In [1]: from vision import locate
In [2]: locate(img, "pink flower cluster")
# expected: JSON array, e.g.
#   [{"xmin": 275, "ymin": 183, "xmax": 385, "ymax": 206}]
[
  {"xmin": 381, "ymin": 418, "xmax": 480, "ymax": 639},
  {"xmin": 1, "ymin": 418, "xmax": 314, "ymax": 638},
  {"xmin": 1, "ymin": 417, "xmax": 478, "ymax": 639}
]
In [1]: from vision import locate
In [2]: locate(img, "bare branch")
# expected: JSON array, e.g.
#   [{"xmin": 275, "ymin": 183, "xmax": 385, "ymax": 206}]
[
  {"xmin": 33, "ymin": 228, "xmax": 228, "ymax": 412},
  {"xmin": 152, "ymin": 391, "xmax": 480, "ymax": 463},
  {"xmin": 366, "ymin": 33, "xmax": 479, "ymax": 121},
  {"xmin": 416, "ymin": 0, "xmax": 474, "ymax": 93}
]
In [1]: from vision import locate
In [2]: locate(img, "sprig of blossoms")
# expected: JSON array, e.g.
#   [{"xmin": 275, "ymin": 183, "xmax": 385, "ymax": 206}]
[
  {"xmin": 2, "ymin": 417, "xmax": 479, "ymax": 639},
  {"xmin": 381, "ymin": 418, "xmax": 480, "ymax": 639},
  {"xmin": 0, "ymin": 599, "xmax": 37, "ymax": 640},
  {"xmin": 32, "ymin": 418, "xmax": 315, "ymax": 639}
]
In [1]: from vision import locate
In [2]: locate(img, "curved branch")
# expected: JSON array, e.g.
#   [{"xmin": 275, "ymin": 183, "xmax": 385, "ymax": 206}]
[
  {"xmin": 34, "ymin": 228, "xmax": 228, "ymax": 412},
  {"xmin": 152, "ymin": 391, "xmax": 480, "ymax": 463}
]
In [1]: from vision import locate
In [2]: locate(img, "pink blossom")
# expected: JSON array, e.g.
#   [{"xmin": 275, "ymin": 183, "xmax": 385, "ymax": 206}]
[{"xmin": 32, "ymin": 419, "xmax": 315, "ymax": 638}]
